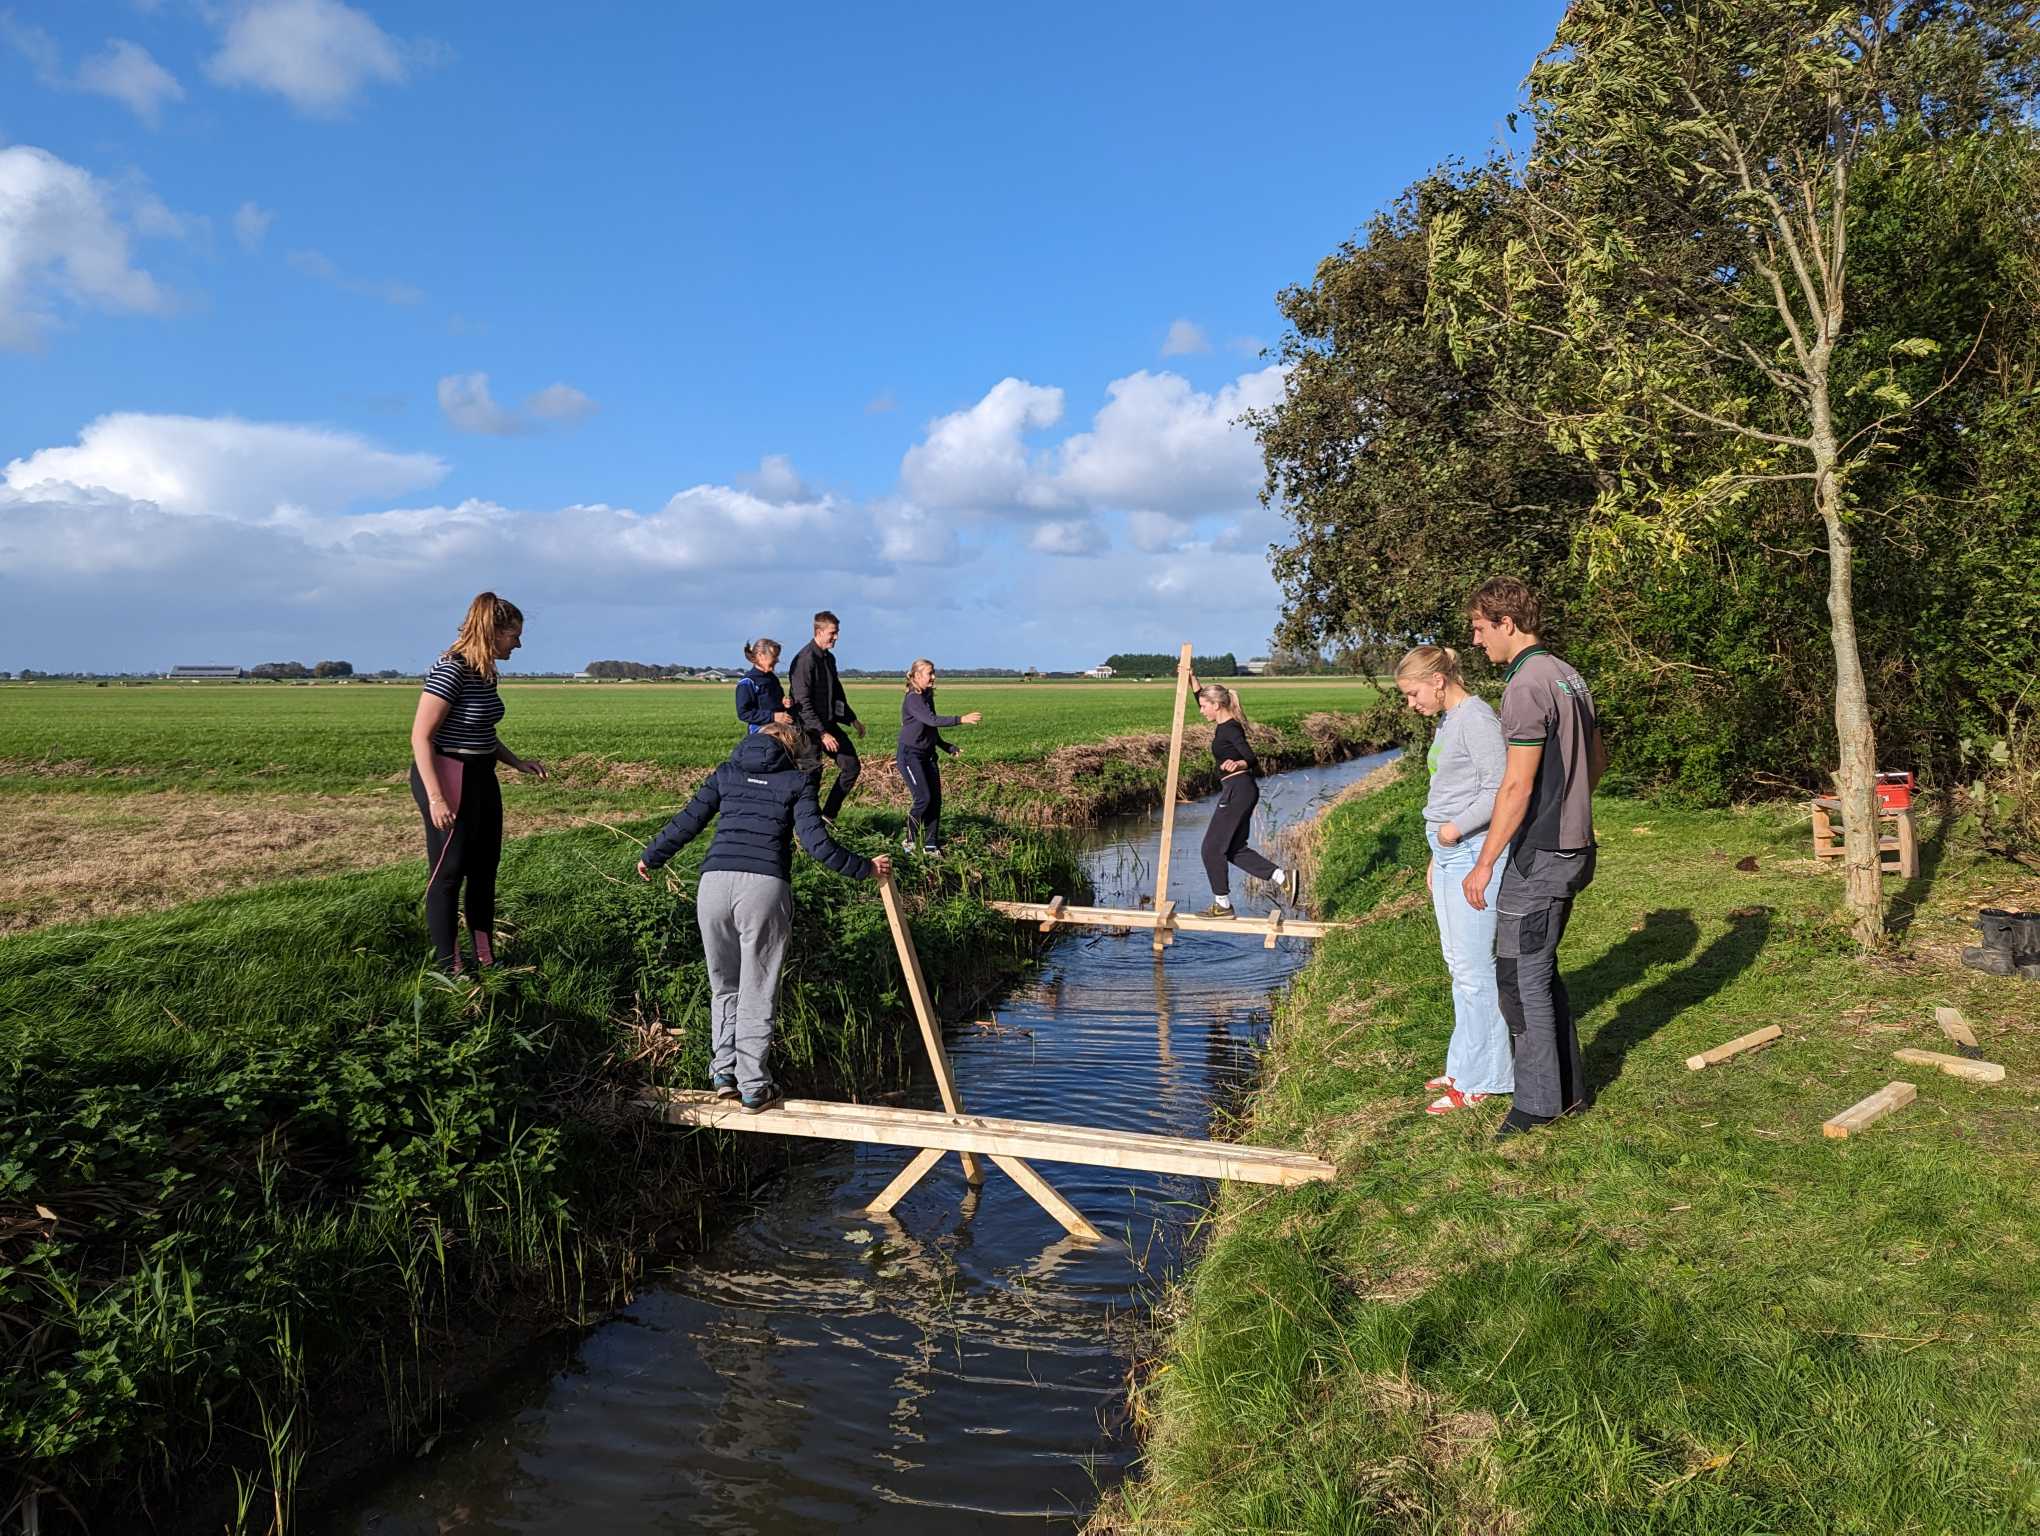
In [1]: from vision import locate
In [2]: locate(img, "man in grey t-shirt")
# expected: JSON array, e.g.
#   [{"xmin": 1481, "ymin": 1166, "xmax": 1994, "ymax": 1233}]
[{"xmin": 1461, "ymin": 577, "xmax": 1609, "ymax": 1140}]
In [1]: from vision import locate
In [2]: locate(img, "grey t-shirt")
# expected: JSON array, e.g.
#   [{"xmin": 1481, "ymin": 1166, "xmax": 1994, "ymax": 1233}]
[
  {"xmin": 1423, "ymin": 696, "xmax": 1506, "ymax": 836},
  {"xmin": 1499, "ymin": 647, "xmax": 1598, "ymax": 851}
]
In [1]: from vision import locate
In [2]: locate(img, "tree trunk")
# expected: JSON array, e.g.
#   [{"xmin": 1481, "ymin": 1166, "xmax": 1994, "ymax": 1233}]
[{"xmin": 1815, "ymin": 468, "xmax": 1886, "ymax": 946}]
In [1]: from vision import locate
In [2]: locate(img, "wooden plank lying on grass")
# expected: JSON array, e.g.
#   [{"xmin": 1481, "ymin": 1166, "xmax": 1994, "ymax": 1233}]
[
  {"xmin": 1685, "ymin": 1024, "xmax": 1783, "ymax": 1071},
  {"xmin": 1935, "ymin": 1006, "xmax": 1979, "ymax": 1048},
  {"xmin": 641, "ymin": 1090, "xmax": 1337, "ymax": 1186},
  {"xmin": 991, "ymin": 899, "xmax": 1339, "ymax": 940},
  {"xmin": 1822, "ymin": 1081, "xmax": 1918, "ymax": 1139},
  {"xmin": 1892, "ymin": 1048, "xmax": 2005, "ymax": 1084}
]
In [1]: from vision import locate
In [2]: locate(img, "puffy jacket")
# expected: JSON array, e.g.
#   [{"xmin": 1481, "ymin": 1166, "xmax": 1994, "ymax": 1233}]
[
  {"xmin": 733, "ymin": 666, "xmax": 786, "ymax": 734},
  {"xmin": 789, "ymin": 640, "xmax": 856, "ymax": 735},
  {"xmin": 898, "ymin": 687, "xmax": 961, "ymax": 758},
  {"xmin": 640, "ymin": 733, "xmax": 874, "ymax": 881}
]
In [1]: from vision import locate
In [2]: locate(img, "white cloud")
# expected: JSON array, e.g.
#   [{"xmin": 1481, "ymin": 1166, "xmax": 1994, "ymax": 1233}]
[
  {"xmin": 525, "ymin": 381, "xmax": 597, "ymax": 425},
  {"xmin": 873, "ymin": 500, "xmax": 959, "ymax": 565},
  {"xmin": 1127, "ymin": 509, "xmax": 1194, "ymax": 552},
  {"xmin": 287, "ymin": 247, "xmax": 423, "ymax": 305},
  {"xmin": 1229, "ymin": 335, "xmax": 1267, "ymax": 358},
  {"xmin": 76, "ymin": 39, "xmax": 185, "ymax": 125},
  {"xmin": 1029, "ymin": 518, "xmax": 1108, "ymax": 557},
  {"xmin": 207, "ymin": 0, "xmax": 420, "ymax": 116},
  {"xmin": 233, "ymin": 201, "xmax": 274, "ymax": 251},
  {"xmin": 741, "ymin": 453, "xmax": 809, "ymax": 503},
  {"xmin": 1160, "ymin": 318, "xmax": 1210, "ymax": 357},
  {"xmin": 1051, "ymin": 365, "xmax": 1285, "ymax": 516},
  {"xmin": 437, "ymin": 373, "xmax": 598, "ymax": 436},
  {"xmin": 899, "ymin": 377, "xmax": 1065, "ymax": 512},
  {"xmin": 0, "ymin": 146, "xmax": 173, "ymax": 349},
  {"xmin": 1, "ymin": 13, "xmax": 64, "ymax": 83},
  {"xmin": 4, "ymin": 412, "xmax": 447, "ymax": 519}
]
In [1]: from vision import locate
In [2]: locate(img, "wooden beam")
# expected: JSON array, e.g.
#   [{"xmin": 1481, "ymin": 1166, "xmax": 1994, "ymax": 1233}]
[
  {"xmin": 1684, "ymin": 1024, "xmax": 1783, "ymax": 1072},
  {"xmin": 642, "ymin": 1091, "xmax": 1337, "ymax": 1187},
  {"xmin": 1935, "ymin": 1006, "xmax": 1979, "ymax": 1049},
  {"xmin": 866, "ymin": 1146, "xmax": 946, "ymax": 1215},
  {"xmin": 1152, "ymin": 643, "xmax": 1194, "ymax": 954},
  {"xmin": 1822, "ymin": 1080, "xmax": 1917, "ymax": 1139},
  {"xmin": 1892, "ymin": 1048, "xmax": 2005, "ymax": 1084},
  {"xmin": 1154, "ymin": 897, "xmax": 1177, "ymax": 947},
  {"xmin": 991, "ymin": 899, "xmax": 1342, "ymax": 940},
  {"xmin": 987, "ymin": 1154, "xmax": 1103, "ymax": 1242},
  {"xmin": 1038, "ymin": 894, "xmax": 1067, "ymax": 933},
  {"xmin": 877, "ymin": 876, "xmax": 982, "ymax": 1185},
  {"xmin": 1264, "ymin": 907, "xmax": 1283, "ymax": 949}
]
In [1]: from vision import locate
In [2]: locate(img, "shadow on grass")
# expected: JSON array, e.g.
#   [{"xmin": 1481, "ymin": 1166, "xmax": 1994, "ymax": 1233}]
[
  {"xmin": 1883, "ymin": 804, "xmax": 1954, "ymax": 941},
  {"xmin": 1574, "ymin": 906, "xmax": 1773, "ymax": 1096}
]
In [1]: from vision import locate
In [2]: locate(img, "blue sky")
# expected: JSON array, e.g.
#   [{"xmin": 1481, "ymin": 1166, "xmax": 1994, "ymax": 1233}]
[{"xmin": 1, "ymin": 0, "xmax": 1560, "ymax": 673}]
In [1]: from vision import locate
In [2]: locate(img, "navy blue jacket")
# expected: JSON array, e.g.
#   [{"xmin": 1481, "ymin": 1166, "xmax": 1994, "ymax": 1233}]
[
  {"xmin": 733, "ymin": 667, "xmax": 786, "ymax": 734},
  {"xmin": 898, "ymin": 687, "xmax": 961, "ymax": 758},
  {"xmin": 640, "ymin": 733, "xmax": 874, "ymax": 881}
]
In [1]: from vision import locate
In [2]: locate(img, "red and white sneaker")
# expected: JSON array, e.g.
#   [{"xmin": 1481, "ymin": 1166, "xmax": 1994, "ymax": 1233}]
[{"xmin": 1426, "ymin": 1088, "xmax": 1490, "ymax": 1116}]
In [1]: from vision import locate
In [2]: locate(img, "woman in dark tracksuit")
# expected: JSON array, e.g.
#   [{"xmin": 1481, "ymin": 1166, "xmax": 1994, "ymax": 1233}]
[
  {"xmin": 897, "ymin": 658, "xmax": 981, "ymax": 856},
  {"xmin": 1192, "ymin": 680, "xmax": 1297, "ymax": 917},
  {"xmin": 734, "ymin": 637, "xmax": 790, "ymax": 735},
  {"xmin": 407, "ymin": 592, "xmax": 548, "ymax": 972}
]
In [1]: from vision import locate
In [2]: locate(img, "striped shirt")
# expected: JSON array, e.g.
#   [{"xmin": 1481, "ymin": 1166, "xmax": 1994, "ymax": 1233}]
[{"xmin": 421, "ymin": 655, "xmax": 504, "ymax": 755}]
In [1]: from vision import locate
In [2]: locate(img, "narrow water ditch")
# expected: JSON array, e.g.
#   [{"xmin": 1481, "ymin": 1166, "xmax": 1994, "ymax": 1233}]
[{"xmin": 322, "ymin": 749, "xmax": 1399, "ymax": 1535}]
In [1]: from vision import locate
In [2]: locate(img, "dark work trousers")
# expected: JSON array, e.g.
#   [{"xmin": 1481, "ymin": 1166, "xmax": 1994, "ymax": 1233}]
[
  {"xmin": 1494, "ymin": 844, "xmax": 1597, "ymax": 1119},
  {"xmin": 1202, "ymin": 773, "xmax": 1278, "ymax": 898},
  {"xmin": 809, "ymin": 729, "xmax": 862, "ymax": 820},
  {"xmin": 408, "ymin": 751, "xmax": 502, "ymax": 969},
  {"xmin": 898, "ymin": 750, "xmax": 943, "ymax": 847}
]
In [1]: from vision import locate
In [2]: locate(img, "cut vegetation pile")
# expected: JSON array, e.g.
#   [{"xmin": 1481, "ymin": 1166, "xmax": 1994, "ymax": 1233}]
[{"xmin": 1104, "ymin": 767, "xmax": 2040, "ymax": 1534}]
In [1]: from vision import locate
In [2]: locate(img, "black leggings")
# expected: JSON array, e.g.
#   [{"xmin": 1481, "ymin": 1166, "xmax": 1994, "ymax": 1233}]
[
  {"xmin": 409, "ymin": 752, "xmax": 502, "ymax": 968},
  {"xmin": 810, "ymin": 730, "xmax": 862, "ymax": 820},
  {"xmin": 1202, "ymin": 773, "xmax": 1277, "ymax": 898},
  {"xmin": 898, "ymin": 750, "xmax": 942, "ymax": 846}
]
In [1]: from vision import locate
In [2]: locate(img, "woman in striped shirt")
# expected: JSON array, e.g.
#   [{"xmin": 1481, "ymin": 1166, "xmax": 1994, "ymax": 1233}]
[{"xmin": 407, "ymin": 592, "xmax": 548, "ymax": 971}]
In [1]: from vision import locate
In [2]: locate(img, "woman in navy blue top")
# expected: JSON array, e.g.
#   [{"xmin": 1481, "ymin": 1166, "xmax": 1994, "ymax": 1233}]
[
  {"xmin": 734, "ymin": 637, "xmax": 791, "ymax": 735},
  {"xmin": 407, "ymin": 592, "xmax": 548, "ymax": 972},
  {"xmin": 897, "ymin": 658, "xmax": 981, "ymax": 856}
]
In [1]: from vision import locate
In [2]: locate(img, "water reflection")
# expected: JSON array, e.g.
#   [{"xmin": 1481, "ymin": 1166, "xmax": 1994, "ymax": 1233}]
[{"xmin": 328, "ymin": 751, "xmax": 1397, "ymax": 1535}]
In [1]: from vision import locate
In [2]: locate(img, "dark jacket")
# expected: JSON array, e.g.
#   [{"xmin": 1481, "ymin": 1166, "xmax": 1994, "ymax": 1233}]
[
  {"xmin": 640, "ymin": 733, "xmax": 873, "ymax": 882},
  {"xmin": 898, "ymin": 687, "xmax": 961, "ymax": 758},
  {"xmin": 1211, "ymin": 719, "xmax": 1261, "ymax": 779},
  {"xmin": 789, "ymin": 640, "xmax": 856, "ymax": 735},
  {"xmin": 733, "ymin": 666, "xmax": 786, "ymax": 734}
]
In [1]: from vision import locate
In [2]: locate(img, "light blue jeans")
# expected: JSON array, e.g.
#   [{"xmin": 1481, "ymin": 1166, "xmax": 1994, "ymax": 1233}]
[{"xmin": 1427, "ymin": 824, "xmax": 1513, "ymax": 1097}]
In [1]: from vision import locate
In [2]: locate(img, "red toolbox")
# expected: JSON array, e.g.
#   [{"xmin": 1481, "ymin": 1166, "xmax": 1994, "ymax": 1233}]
[{"xmin": 1875, "ymin": 771, "xmax": 1914, "ymax": 811}]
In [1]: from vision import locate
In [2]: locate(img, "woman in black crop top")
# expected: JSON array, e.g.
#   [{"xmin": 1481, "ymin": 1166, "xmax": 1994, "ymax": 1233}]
[{"xmin": 1192, "ymin": 680, "xmax": 1297, "ymax": 917}]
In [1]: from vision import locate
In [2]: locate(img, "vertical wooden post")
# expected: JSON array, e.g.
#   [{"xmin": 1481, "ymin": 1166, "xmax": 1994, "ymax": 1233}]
[
  {"xmin": 877, "ymin": 876, "xmax": 983, "ymax": 1184},
  {"xmin": 1151, "ymin": 643, "xmax": 1194, "ymax": 955}
]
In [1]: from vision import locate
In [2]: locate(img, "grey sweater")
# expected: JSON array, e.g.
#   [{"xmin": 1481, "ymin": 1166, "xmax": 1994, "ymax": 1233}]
[{"xmin": 1423, "ymin": 696, "xmax": 1506, "ymax": 836}]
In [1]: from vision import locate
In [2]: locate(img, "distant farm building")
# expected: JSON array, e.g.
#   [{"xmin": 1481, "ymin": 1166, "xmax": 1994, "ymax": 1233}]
[
  {"xmin": 1242, "ymin": 657, "xmax": 1270, "ymax": 675},
  {"xmin": 1083, "ymin": 664, "xmax": 1116, "ymax": 679},
  {"xmin": 167, "ymin": 665, "xmax": 242, "ymax": 680}
]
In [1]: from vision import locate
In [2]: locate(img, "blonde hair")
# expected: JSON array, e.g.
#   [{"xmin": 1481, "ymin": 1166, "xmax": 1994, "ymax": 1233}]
[
  {"xmin": 744, "ymin": 637, "xmax": 781, "ymax": 666},
  {"xmin": 905, "ymin": 658, "xmax": 935, "ymax": 693},
  {"xmin": 759, "ymin": 720, "xmax": 800, "ymax": 754},
  {"xmin": 1196, "ymin": 683, "xmax": 1245, "ymax": 723},
  {"xmin": 1395, "ymin": 644, "xmax": 1464, "ymax": 688},
  {"xmin": 449, "ymin": 592, "xmax": 523, "ymax": 680}
]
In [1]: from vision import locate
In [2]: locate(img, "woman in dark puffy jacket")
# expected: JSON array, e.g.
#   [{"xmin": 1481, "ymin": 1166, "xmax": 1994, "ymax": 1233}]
[
  {"xmin": 896, "ymin": 658, "xmax": 982, "ymax": 856},
  {"xmin": 637, "ymin": 721, "xmax": 890, "ymax": 1112}
]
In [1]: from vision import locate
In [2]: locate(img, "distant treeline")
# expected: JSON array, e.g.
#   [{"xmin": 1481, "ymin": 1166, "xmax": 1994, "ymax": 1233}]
[{"xmin": 1105, "ymin": 652, "xmax": 1237, "ymax": 677}]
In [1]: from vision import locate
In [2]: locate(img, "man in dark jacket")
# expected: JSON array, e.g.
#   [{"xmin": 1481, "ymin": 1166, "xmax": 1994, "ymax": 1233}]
[
  {"xmin": 637, "ymin": 721, "xmax": 891, "ymax": 1112},
  {"xmin": 788, "ymin": 609, "xmax": 863, "ymax": 821}
]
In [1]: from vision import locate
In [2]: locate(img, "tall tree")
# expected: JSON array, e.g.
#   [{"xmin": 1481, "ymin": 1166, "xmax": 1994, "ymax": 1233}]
[{"xmin": 1430, "ymin": 0, "xmax": 2039, "ymax": 944}]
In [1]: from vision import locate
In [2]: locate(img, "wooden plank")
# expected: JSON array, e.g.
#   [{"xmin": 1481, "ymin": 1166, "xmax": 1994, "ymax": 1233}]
[
  {"xmin": 1935, "ymin": 1007, "xmax": 1979, "ymax": 1049},
  {"xmin": 1893, "ymin": 1048, "xmax": 2005, "ymax": 1084},
  {"xmin": 990, "ymin": 900, "xmax": 1342, "ymax": 940},
  {"xmin": 1154, "ymin": 897, "xmax": 1177, "ymax": 948},
  {"xmin": 1152, "ymin": 643, "xmax": 1194, "ymax": 954},
  {"xmin": 877, "ymin": 876, "xmax": 982, "ymax": 1185},
  {"xmin": 866, "ymin": 1146, "xmax": 946, "ymax": 1215},
  {"xmin": 1822, "ymin": 1080, "xmax": 1917, "ymax": 1139},
  {"xmin": 1264, "ymin": 907, "xmax": 1283, "ymax": 949},
  {"xmin": 988, "ymin": 1154, "xmax": 1104, "ymax": 1243},
  {"xmin": 1684, "ymin": 1023, "xmax": 1783, "ymax": 1072},
  {"xmin": 1038, "ymin": 894, "xmax": 1067, "ymax": 933},
  {"xmin": 642, "ymin": 1091, "xmax": 1337, "ymax": 1186}
]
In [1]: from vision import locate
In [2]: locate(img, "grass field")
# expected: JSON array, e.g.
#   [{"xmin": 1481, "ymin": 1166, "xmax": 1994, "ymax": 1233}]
[{"xmin": 1104, "ymin": 769, "xmax": 2040, "ymax": 1535}]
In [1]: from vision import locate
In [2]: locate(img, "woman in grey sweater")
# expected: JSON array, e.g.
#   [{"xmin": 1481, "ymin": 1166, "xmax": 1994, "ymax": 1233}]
[{"xmin": 1396, "ymin": 645, "xmax": 1513, "ymax": 1113}]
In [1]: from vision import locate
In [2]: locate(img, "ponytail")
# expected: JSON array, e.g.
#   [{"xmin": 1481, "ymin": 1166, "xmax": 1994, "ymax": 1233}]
[{"xmin": 1395, "ymin": 644, "xmax": 1464, "ymax": 688}]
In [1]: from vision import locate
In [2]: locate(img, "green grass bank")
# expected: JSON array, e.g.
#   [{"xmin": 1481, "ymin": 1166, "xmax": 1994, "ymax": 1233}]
[
  {"xmin": 1, "ymin": 804, "xmax": 1080, "ymax": 1531},
  {"xmin": 1104, "ymin": 769, "xmax": 2040, "ymax": 1534}
]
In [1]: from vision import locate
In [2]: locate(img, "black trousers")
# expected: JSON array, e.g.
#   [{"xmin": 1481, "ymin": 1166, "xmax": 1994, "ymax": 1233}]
[
  {"xmin": 809, "ymin": 729, "xmax": 862, "ymax": 819},
  {"xmin": 1495, "ymin": 844, "xmax": 1596, "ymax": 1118},
  {"xmin": 1202, "ymin": 773, "xmax": 1278, "ymax": 897},
  {"xmin": 409, "ymin": 752, "xmax": 502, "ymax": 969},
  {"xmin": 898, "ymin": 750, "xmax": 942, "ymax": 846}
]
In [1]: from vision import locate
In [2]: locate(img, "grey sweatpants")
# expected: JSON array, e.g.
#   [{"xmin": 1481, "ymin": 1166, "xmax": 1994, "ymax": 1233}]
[
  {"xmin": 697, "ymin": 869, "xmax": 794, "ymax": 1096},
  {"xmin": 1494, "ymin": 844, "xmax": 1597, "ymax": 1119}
]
